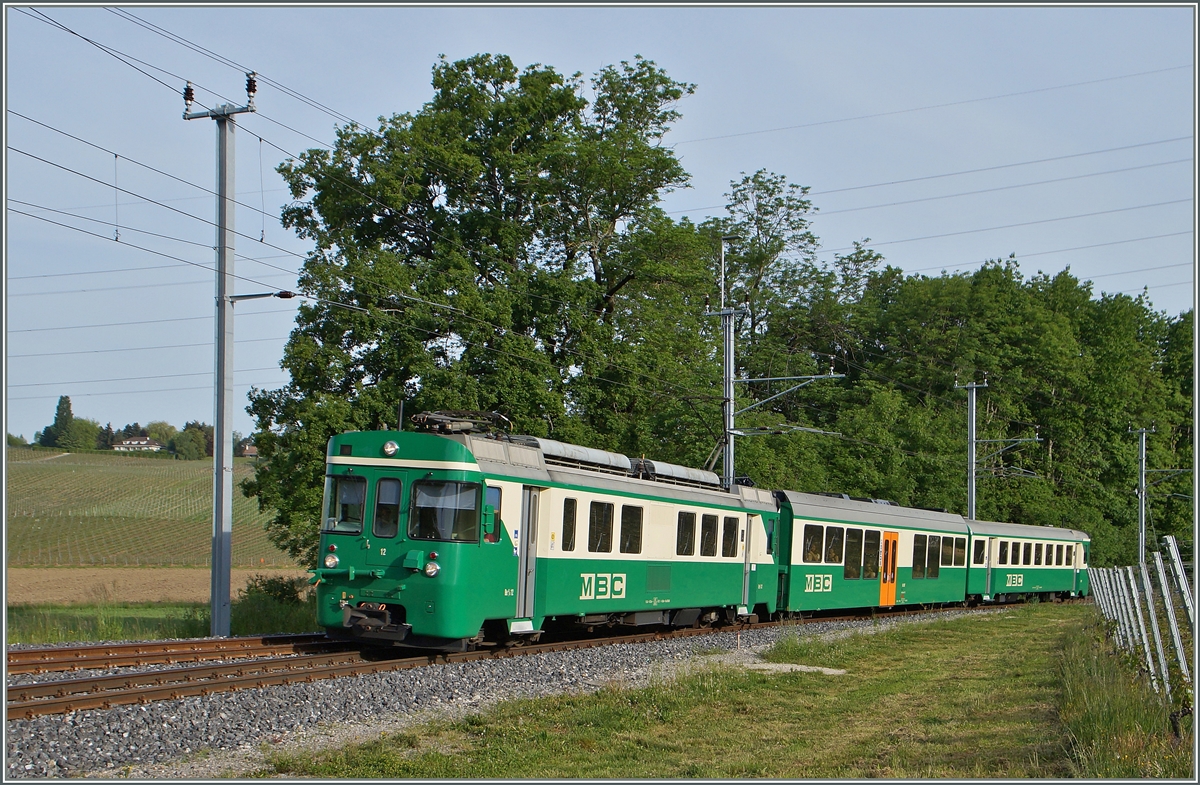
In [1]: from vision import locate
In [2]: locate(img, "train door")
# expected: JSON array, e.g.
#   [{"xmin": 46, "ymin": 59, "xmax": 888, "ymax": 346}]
[
  {"xmin": 741, "ymin": 515, "xmax": 753, "ymax": 611},
  {"xmin": 1072, "ymin": 543, "xmax": 1080, "ymax": 595},
  {"xmin": 366, "ymin": 473, "xmax": 407, "ymax": 568},
  {"xmin": 516, "ymin": 486, "xmax": 541, "ymax": 619},
  {"xmin": 879, "ymin": 531, "xmax": 899, "ymax": 605},
  {"xmin": 983, "ymin": 537, "xmax": 997, "ymax": 598}
]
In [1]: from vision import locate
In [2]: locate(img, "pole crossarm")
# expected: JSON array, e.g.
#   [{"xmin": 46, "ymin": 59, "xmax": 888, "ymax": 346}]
[
  {"xmin": 977, "ymin": 436, "xmax": 1041, "ymax": 463},
  {"xmin": 734, "ymin": 373, "xmax": 845, "ymax": 416},
  {"xmin": 729, "ymin": 424, "xmax": 842, "ymax": 438}
]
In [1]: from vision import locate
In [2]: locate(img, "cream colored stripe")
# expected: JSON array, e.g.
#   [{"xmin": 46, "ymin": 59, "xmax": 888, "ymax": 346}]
[{"xmin": 326, "ymin": 456, "xmax": 478, "ymax": 471}]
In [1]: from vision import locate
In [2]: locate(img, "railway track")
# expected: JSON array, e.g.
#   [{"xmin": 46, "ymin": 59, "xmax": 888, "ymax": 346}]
[{"xmin": 7, "ymin": 602, "xmax": 1076, "ymax": 721}]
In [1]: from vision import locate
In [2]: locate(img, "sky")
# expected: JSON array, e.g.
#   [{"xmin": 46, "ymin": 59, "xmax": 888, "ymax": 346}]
[{"xmin": 4, "ymin": 4, "xmax": 1196, "ymax": 444}]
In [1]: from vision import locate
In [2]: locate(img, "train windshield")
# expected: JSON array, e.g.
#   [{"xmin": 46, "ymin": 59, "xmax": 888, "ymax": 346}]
[
  {"xmin": 322, "ymin": 475, "xmax": 366, "ymax": 534},
  {"xmin": 409, "ymin": 481, "xmax": 481, "ymax": 542}
]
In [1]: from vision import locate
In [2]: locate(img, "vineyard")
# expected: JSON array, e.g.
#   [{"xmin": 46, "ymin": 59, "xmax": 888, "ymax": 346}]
[{"xmin": 6, "ymin": 447, "xmax": 295, "ymax": 567}]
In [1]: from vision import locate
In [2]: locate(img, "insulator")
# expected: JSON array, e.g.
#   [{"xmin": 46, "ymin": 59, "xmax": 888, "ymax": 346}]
[
  {"xmin": 183, "ymin": 82, "xmax": 195, "ymax": 107},
  {"xmin": 246, "ymin": 72, "xmax": 257, "ymax": 96}
]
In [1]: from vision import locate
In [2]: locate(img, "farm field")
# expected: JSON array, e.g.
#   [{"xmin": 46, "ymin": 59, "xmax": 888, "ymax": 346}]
[{"xmin": 6, "ymin": 446, "xmax": 295, "ymax": 568}]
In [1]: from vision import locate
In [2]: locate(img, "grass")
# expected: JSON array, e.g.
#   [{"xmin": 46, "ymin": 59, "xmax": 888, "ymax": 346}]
[
  {"xmin": 6, "ymin": 447, "xmax": 291, "ymax": 567},
  {"xmin": 255, "ymin": 603, "xmax": 1174, "ymax": 779},
  {"xmin": 6, "ymin": 576, "xmax": 320, "ymax": 643}
]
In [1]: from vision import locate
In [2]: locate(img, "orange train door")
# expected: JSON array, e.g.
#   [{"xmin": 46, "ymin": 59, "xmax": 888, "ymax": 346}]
[{"xmin": 879, "ymin": 531, "xmax": 899, "ymax": 606}]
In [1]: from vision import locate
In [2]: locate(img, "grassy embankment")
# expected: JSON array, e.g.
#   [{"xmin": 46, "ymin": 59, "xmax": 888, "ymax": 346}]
[
  {"xmin": 6, "ymin": 446, "xmax": 315, "ymax": 641},
  {"xmin": 257, "ymin": 603, "xmax": 1192, "ymax": 779}
]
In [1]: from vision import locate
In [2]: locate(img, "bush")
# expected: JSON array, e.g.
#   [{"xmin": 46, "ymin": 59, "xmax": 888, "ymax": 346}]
[
  {"xmin": 230, "ymin": 574, "xmax": 318, "ymax": 636},
  {"xmin": 241, "ymin": 573, "xmax": 311, "ymax": 606}
]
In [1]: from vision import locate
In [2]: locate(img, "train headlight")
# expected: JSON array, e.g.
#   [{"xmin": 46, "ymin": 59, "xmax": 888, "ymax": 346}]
[
  {"xmin": 324, "ymin": 553, "xmax": 340, "ymax": 568},
  {"xmin": 423, "ymin": 561, "xmax": 440, "ymax": 577},
  {"xmin": 382, "ymin": 440, "xmax": 399, "ymax": 456}
]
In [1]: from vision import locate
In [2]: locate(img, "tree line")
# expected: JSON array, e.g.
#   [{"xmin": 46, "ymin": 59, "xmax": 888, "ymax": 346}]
[
  {"xmin": 10, "ymin": 395, "xmax": 256, "ymax": 459},
  {"xmin": 200, "ymin": 53, "xmax": 1183, "ymax": 569}
]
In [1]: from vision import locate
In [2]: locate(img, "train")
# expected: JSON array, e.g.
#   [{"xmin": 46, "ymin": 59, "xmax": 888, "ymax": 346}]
[{"xmin": 307, "ymin": 413, "xmax": 1091, "ymax": 650}]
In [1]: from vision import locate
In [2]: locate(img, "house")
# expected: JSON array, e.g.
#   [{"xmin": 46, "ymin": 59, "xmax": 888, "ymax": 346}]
[
  {"xmin": 241, "ymin": 445, "xmax": 258, "ymax": 458},
  {"xmin": 113, "ymin": 436, "xmax": 163, "ymax": 452}
]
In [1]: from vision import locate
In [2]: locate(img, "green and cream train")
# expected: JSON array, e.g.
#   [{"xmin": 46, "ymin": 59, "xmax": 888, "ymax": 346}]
[{"xmin": 307, "ymin": 420, "xmax": 1090, "ymax": 650}]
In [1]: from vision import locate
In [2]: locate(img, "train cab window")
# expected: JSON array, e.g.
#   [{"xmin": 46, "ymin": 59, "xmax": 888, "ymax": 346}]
[
  {"xmin": 844, "ymin": 529, "xmax": 863, "ymax": 580},
  {"xmin": 1034, "ymin": 543, "xmax": 1043, "ymax": 566},
  {"xmin": 1065, "ymin": 545, "xmax": 1074, "ymax": 566},
  {"xmin": 588, "ymin": 502, "xmax": 614, "ymax": 553},
  {"xmin": 940, "ymin": 536, "xmax": 954, "ymax": 567},
  {"xmin": 372, "ymin": 478, "xmax": 402, "ymax": 538},
  {"xmin": 409, "ymin": 481, "xmax": 480, "ymax": 542},
  {"xmin": 322, "ymin": 475, "xmax": 366, "ymax": 534},
  {"xmin": 620, "ymin": 506, "xmax": 643, "ymax": 554},
  {"xmin": 765, "ymin": 519, "xmax": 775, "ymax": 555},
  {"xmin": 824, "ymin": 527, "xmax": 844, "ymax": 564},
  {"xmin": 1023, "ymin": 542, "xmax": 1033, "ymax": 566},
  {"xmin": 561, "ymin": 498, "xmax": 577, "ymax": 552},
  {"xmin": 912, "ymin": 535, "xmax": 928, "ymax": 579},
  {"xmin": 975, "ymin": 539, "xmax": 988, "ymax": 565},
  {"xmin": 677, "ymin": 512, "xmax": 696, "ymax": 556},
  {"xmin": 926, "ymin": 536, "xmax": 941, "ymax": 579},
  {"xmin": 954, "ymin": 537, "xmax": 966, "ymax": 567},
  {"xmin": 862, "ymin": 531, "xmax": 880, "ymax": 580},
  {"xmin": 484, "ymin": 487, "xmax": 503, "ymax": 544},
  {"xmin": 1056, "ymin": 543, "xmax": 1064, "ymax": 565},
  {"xmin": 721, "ymin": 517, "xmax": 740, "ymax": 558},
  {"xmin": 802, "ymin": 525, "xmax": 824, "ymax": 563},
  {"xmin": 998, "ymin": 541, "xmax": 1008, "ymax": 565},
  {"xmin": 698, "ymin": 515, "xmax": 718, "ymax": 557}
]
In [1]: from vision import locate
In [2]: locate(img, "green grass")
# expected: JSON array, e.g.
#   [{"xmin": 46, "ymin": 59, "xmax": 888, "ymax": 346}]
[
  {"xmin": 6, "ymin": 578, "xmax": 320, "ymax": 643},
  {"xmin": 255, "ymin": 604, "xmax": 1179, "ymax": 779},
  {"xmin": 6, "ymin": 447, "xmax": 292, "ymax": 567}
]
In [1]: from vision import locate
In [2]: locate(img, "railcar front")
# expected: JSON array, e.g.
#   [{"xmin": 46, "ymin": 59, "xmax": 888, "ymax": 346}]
[
  {"xmin": 308, "ymin": 431, "xmax": 516, "ymax": 650},
  {"xmin": 964, "ymin": 520, "xmax": 1090, "ymax": 602}
]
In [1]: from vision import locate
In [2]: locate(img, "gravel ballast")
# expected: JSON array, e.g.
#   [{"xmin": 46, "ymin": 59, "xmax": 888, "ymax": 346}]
[{"xmin": 5, "ymin": 608, "xmax": 1007, "ymax": 779}]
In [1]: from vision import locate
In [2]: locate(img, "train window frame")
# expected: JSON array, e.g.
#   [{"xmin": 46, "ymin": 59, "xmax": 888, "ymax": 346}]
[
  {"xmin": 700, "ymin": 514, "xmax": 719, "ymax": 557},
  {"xmin": 322, "ymin": 474, "xmax": 367, "ymax": 535},
  {"xmin": 676, "ymin": 512, "xmax": 696, "ymax": 556},
  {"xmin": 372, "ymin": 477, "xmax": 402, "ymax": 538},
  {"xmin": 953, "ymin": 537, "xmax": 966, "ymax": 567},
  {"xmin": 588, "ymin": 501, "xmax": 614, "ymax": 553},
  {"xmin": 620, "ymin": 506, "xmax": 644, "ymax": 554},
  {"xmin": 844, "ymin": 528, "xmax": 863, "ymax": 580},
  {"xmin": 484, "ymin": 486, "xmax": 503, "ymax": 544},
  {"xmin": 862, "ymin": 530, "xmax": 880, "ymax": 580},
  {"xmin": 824, "ymin": 526, "xmax": 844, "ymax": 564},
  {"xmin": 561, "ymin": 497, "xmax": 577, "ymax": 552},
  {"xmin": 802, "ymin": 524, "xmax": 824, "ymax": 564},
  {"xmin": 1066, "ymin": 545, "xmax": 1074, "ymax": 566},
  {"xmin": 1056, "ymin": 543, "xmax": 1064, "ymax": 566},
  {"xmin": 1023, "ymin": 542, "xmax": 1033, "ymax": 566},
  {"xmin": 998, "ymin": 541, "xmax": 1008, "ymax": 565},
  {"xmin": 912, "ymin": 534, "xmax": 927, "ymax": 579},
  {"xmin": 1034, "ymin": 543, "xmax": 1043, "ymax": 566},
  {"xmin": 926, "ymin": 535, "xmax": 941, "ymax": 579},
  {"xmin": 408, "ymin": 480, "xmax": 481, "ymax": 543},
  {"xmin": 974, "ymin": 539, "xmax": 987, "ymax": 565},
  {"xmin": 721, "ymin": 517, "xmax": 739, "ymax": 558},
  {"xmin": 940, "ymin": 536, "xmax": 954, "ymax": 567}
]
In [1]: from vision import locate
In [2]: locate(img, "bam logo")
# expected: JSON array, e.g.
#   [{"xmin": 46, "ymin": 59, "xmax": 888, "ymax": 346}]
[{"xmin": 580, "ymin": 573, "xmax": 626, "ymax": 600}]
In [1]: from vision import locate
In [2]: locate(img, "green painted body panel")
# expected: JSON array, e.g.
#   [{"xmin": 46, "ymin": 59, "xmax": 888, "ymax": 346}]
[
  {"xmin": 784, "ymin": 565, "xmax": 968, "ymax": 611},
  {"xmin": 534, "ymin": 557, "xmax": 747, "ymax": 619}
]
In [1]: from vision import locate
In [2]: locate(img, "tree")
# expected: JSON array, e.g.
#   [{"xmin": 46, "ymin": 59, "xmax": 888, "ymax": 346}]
[
  {"xmin": 7, "ymin": 433, "xmax": 28, "ymax": 447},
  {"xmin": 184, "ymin": 421, "xmax": 214, "ymax": 457},
  {"xmin": 146, "ymin": 421, "xmax": 178, "ymax": 448},
  {"xmin": 56, "ymin": 418, "xmax": 101, "ymax": 451},
  {"xmin": 119, "ymin": 423, "xmax": 148, "ymax": 439},
  {"xmin": 39, "ymin": 395, "xmax": 74, "ymax": 447},
  {"xmin": 97, "ymin": 422, "xmax": 116, "ymax": 450},
  {"xmin": 171, "ymin": 428, "xmax": 206, "ymax": 460}
]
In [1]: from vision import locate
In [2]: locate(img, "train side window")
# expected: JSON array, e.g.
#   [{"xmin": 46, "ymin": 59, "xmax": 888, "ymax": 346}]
[
  {"xmin": 409, "ymin": 481, "xmax": 480, "ymax": 542},
  {"xmin": 561, "ymin": 497, "xmax": 576, "ymax": 552},
  {"xmin": 1065, "ymin": 545, "xmax": 1074, "ymax": 566},
  {"xmin": 620, "ymin": 506, "xmax": 643, "ymax": 554},
  {"xmin": 998, "ymin": 541, "xmax": 1008, "ymax": 565},
  {"xmin": 1082, "ymin": 547, "xmax": 1088, "ymax": 566},
  {"xmin": 485, "ymin": 487, "xmax": 503, "ymax": 544},
  {"xmin": 1034, "ymin": 543, "xmax": 1043, "ymax": 566},
  {"xmin": 802, "ymin": 524, "xmax": 823, "ymax": 563},
  {"xmin": 926, "ymin": 536, "xmax": 941, "ymax": 579},
  {"xmin": 953, "ymin": 537, "xmax": 966, "ymax": 567},
  {"xmin": 844, "ymin": 529, "xmax": 863, "ymax": 580},
  {"xmin": 940, "ymin": 536, "xmax": 954, "ymax": 567},
  {"xmin": 700, "ymin": 515, "xmax": 719, "ymax": 557},
  {"xmin": 974, "ymin": 539, "xmax": 987, "ymax": 565},
  {"xmin": 588, "ymin": 502, "xmax": 614, "ymax": 553},
  {"xmin": 765, "ymin": 518, "xmax": 775, "ymax": 555},
  {"xmin": 1056, "ymin": 543, "xmax": 1064, "ymax": 565},
  {"xmin": 721, "ymin": 517, "xmax": 739, "ymax": 557},
  {"xmin": 912, "ymin": 534, "xmax": 927, "ymax": 579},
  {"xmin": 372, "ymin": 478, "xmax": 402, "ymax": 538},
  {"xmin": 862, "ymin": 531, "xmax": 880, "ymax": 580},
  {"xmin": 677, "ymin": 512, "xmax": 696, "ymax": 556},
  {"xmin": 323, "ymin": 475, "xmax": 367, "ymax": 534},
  {"xmin": 1023, "ymin": 542, "xmax": 1032, "ymax": 566},
  {"xmin": 824, "ymin": 527, "xmax": 844, "ymax": 564}
]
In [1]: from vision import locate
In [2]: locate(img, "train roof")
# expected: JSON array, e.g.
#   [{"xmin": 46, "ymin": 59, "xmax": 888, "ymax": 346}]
[
  {"xmin": 964, "ymin": 519, "xmax": 1091, "ymax": 542},
  {"xmin": 775, "ymin": 490, "xmax": 971, "ymax": 534}
]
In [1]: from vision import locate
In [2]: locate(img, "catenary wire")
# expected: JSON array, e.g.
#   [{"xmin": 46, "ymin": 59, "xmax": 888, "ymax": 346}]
[{"xmin": 9, "ymin": 336, "xmax": 292, "ymax": 359}]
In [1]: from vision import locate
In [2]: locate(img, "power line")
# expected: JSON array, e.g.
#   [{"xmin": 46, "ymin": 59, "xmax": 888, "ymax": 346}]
[
  {"xmin": 672, "ymin": 64, "xmax": 1194, "ymax": 145},
  {"xmin": 8, "ymin": 309, "xmax": 288, "ymax": 335},
  {"xmin": 9, "ymin": 335, "xmax": 292, "ymax": 359},
  {"xmin": 901, "ymin": 231, "xmax": 1194, "ymax": 275},
  {"xmin": 9, "ymin": 366, "xmax": 285, "ymax": 389},
  {"xmin": 8, "ymin": 380, "xmax": 288, "ymax": 402}
]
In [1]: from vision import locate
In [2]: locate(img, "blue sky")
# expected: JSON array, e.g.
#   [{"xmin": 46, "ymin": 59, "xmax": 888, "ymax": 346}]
[{"xmin": 4, "ymin": 5, "xmax": 1195, "ymax": 442}]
